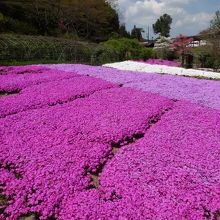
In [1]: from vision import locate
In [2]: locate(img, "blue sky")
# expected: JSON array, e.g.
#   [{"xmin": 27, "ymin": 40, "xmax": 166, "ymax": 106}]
[{"xmin": 118, "ymin": 0, "xmax": 220, "ymax": 38}]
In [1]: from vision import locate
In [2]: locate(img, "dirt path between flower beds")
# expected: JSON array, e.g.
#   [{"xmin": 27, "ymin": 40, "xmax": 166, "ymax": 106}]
[
  {"xmin": 90, "ymin": 106, "xmax": 174, "ymax": 189},
  {"xmin": 0, "ymin": 92, "xmax": 8, "ymax": 97},
  {"xmin": 0, "ymin": 91, "xmax": 19, "ymax": 98}
]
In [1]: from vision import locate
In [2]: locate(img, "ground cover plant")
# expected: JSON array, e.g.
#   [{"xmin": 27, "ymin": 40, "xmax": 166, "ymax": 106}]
[
  {"xmin": 0, "ymin": 76, "xmax": 117, "ymax": 118},
  {"xmin": 134, "ymin": 58, "xmax": 181, "ymax": 67},
  {"xmin": 0, "ymin": 67, "xmax": 80, "ymax": 93},
  {"xmin": 103, "ymin": 60, "xmax": 220, "ymax": 79},
  {"xmin": 59, "ymin": 101, "xmax": 220, "ymax": 220},
  {"xmin": 0, "ymin": 64, "xmax": 220, "ymax": 219},
  {"xmin": 45, "ymin": 64, "xmax": 220, "ymax": 110}
]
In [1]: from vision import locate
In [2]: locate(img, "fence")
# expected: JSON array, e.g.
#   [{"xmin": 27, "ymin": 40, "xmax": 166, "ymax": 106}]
[{"xmin": 0, "ymin": 34, "xmax": 98, "ymax": 64}]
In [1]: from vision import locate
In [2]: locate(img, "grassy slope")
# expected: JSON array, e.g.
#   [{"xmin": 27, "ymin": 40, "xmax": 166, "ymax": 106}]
[{"xmin": 0, "ymin": 34, "xmax": 97, "ymax": 65}]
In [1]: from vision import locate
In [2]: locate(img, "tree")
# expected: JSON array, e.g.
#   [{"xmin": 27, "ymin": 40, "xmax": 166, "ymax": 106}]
[
  {"xmin": 119, "ymin": 24, "xmax": 130, "ymax": 38},
  {"xmin": 210, "ymin": 10, "xmax": 220, "ymax": 35},
  {"xmin": 153, "ymin": 14, "xmax": 172, "ymax": 37},
  {"xmin": 171, "ymin": 34, "xmax": 193, "ymax": 67},
  {"xmin": 131, "ymin": 25, "xmax": 144, "ymax": 41},
  {"xmin": 0, "ymin": 0, "xmax": 120, "ymax": 41},
  {"xmin": 199, "ymin": 10, "xmax": 220, "ymax": 69}
]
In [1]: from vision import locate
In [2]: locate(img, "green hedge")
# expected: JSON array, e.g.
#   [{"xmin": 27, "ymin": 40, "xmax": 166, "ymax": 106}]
[
  {"xmin": 0, "ymin": 35, "xmax": 153, "ymax": 65},
  {"xmin": 101, "ymin": 38, "xmax": 153, "ymax": 62},
  {"xmin": 0, "ymin": 34, "xmax": 97, "ymax": 64}
]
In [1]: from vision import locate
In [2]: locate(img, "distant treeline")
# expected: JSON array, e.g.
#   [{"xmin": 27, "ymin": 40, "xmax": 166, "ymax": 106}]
[{"xmin": 0, "ymin": 0, "xmax": 120, "ymax": 42}]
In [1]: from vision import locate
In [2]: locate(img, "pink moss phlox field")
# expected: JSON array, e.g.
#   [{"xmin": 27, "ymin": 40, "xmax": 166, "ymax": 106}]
[
  {"xmin": 134, "ymin": 59, "xmax": 181, "ymax": 67},
  {"xmin": 0, "ymin": 66, "xmax": 14, "ymax": 75},
  {"xmin": 0, "ymin": 69, "xmax": 79, "ymax": 93},
  {"xmin": 124, "ymin": 74, "xmax": 220, "ymax": 110},
  {"xmin": 58, "ymin": 101, "xmax": 220, "ymax": 219},
  {"xmin": 0, "ymin": 76, "xmax": 118, "ymax": 118},
  {"xmin": 0, "ymin": 87, "xmax": 173, "ymax": 220},
  {"xmin": 1, "ymin": 64, "xmax": 220, "ymax": 219},
  {"xmin": 0, "ymin": 65, "xmax": 50, "ymax": 75},
  {"xmin": 45, "ymin": 64, "xmax": 159, "ymax": 84},
  {"xmin": 45, "ymin": 64, "xmax": 220, "ymax": 110}
]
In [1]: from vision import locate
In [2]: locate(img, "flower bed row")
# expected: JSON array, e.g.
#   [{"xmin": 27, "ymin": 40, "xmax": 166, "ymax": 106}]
[
  {"xmin": 103, "ymin": 61, "xmax": 220, "ymax": 79},
  {"xmin": 0, "ymin": 76, "xmax": 117, "ymax": 118},
  {"xmin": 60, "ymin": 101, "xmax": 220, "ymax": 219},
  {"xmin": 0, "ymin": 65, "xmax": 49, "ymax": 76},
  {"xmin": 1, "ymin": 64, "xmax": 220, "ymax": 219},
  {"xmin": 45, "ymin": 64, "xmax": 220, "ymax": 110},
  {"xmin": 0, "ymin": 68, "xmax": 78, "ymax": 93},
  {"xmin": 0, "ymin": 86, "xmax": 172, "ymax": 220},
  {"xmin": 2, "ymin": 95, "xmax": 219, "ymax": 219},
  {"xmin": 134, "ymin": 59, "xmax": 181, "ymax": 67}
]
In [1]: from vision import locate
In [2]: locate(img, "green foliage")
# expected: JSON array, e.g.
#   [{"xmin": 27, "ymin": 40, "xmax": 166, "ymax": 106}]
[
  {"xmin": 184, "ymin": 53, "xmax": 194, "ymax": 69},
  {"xmin": 140, "ymin": 48, "xmax": 153, "ymax": 61},
  {"xmin": 153, "ymin": 14, "xmax": 172, "ymax": 37},
  {"xmin": 119, "ymin": 24, "xmax": 130, "ymax": 38},
  {"xmin": 210, "ymin": 10, "xmax": 220, "ymax": 35},
  {"xmin": 0, "ymin": 34, "xmax": 153, "ymax": 65},
  {"xmin": 202, "ymin": 56, "xmax": 220, "ymax": 70},
  {"xmin": 131, "ymin": 25, "xmax": 143, "ymax": 41},
  {"xmin": 0, "ymin": 12, "xmax": 11, "ymax": 32},
  {"xmin": 199, "ymin": 10, "xmax": 220, "ymax": 70},
  {"xmin": 192, "ymin": 47, "xmax": 220, "ymax": 70},
  {"xmin": 0, "ymin": 13, "xmax": 4, "ymax": 22},
  {"xmin": 197, "ymin": 52, "xmax": 211, "ymax": 68},
  {"xmin": 204, "ymin": 56, "xmax": 220, "ymax": 70},
  {"xmin": 0, "ymin": 0, "xmax": 119, "ymax": 42},
  {"xmin": 214, "ymin": 57, "xmax": 220, "ymax": 69},
  {"xmin": 63, "ymin": 32, "xmax": 80, "ymax": 40},
  {"xmin": 153, "ymin": 48, "xmax": 177, "ymax": 61},
  {"xmin": 101, "ymin": 38, "xmax": 153, "ymax": 61},
  {"xmin": 90, "ymin": 38, "xmax": 154, "ymax": 65},
  {"xmin": 91, "ymin": 46, "xmax": 119, "ymax": 65},
  {"xmin": 109, "ymin": 32, "xmax": 121, "ymax": 39},
  {"xmin": 0, "ymin": 34, "xmax": 96, "ymax": 63},
  {"xmin": 5, "ymin": 17, "xmax": 38, "ymax": 34}
]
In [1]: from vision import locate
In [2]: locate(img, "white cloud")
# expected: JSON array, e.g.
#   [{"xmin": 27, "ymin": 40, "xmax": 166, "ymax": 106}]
[
  {"xmin": 174, "ymin": 12, "xmax": 212, "ymax": 35},
  {"xmin": 118, "ymin": 0, "xmax": 213, "ymax": 37}
]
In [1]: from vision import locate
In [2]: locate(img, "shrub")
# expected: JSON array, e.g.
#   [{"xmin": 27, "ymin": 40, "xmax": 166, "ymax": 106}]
[
  {"xmin": 6, "ymin": 18, "xmax": 38, "ymax": 35},
  {"xmin": 196, "ymin": 50, "xmax": 220, "ymax": 70},
  {"xmin": 101, "ymin": 38, "xmax": 153, "ymax": 61},
  {"xmin": 184, "ymin": 53, "xmax": 194, "ymax": 69},
  {"xmin": 140, "ymin": 48, "xmax": 153, "ymax": 61},
  {"xmin": 91, "ymin": 46, "xmax": 119, "ymax": 65},
  {"xmin": 214, "ymin": 57, "xmax": 220, "ymax": 70},
  {"xmin": 153, "ymin": 48, "xmax": 177, "ymax": 61}
]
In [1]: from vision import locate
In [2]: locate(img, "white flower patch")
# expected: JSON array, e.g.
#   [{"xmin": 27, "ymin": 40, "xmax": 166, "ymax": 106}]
[{"xmin": 103, "ymin": 61, "xmax": 220, "ymax": 80}]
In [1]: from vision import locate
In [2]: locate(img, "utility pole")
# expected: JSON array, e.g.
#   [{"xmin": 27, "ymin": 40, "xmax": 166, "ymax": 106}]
[{"xmin": 147, "ymin": 26, "xmax": 150, "ymax": 41}]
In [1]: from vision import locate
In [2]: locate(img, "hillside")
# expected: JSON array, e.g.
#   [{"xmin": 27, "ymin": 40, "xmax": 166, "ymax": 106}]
[{"xmin": 0, "ymin": 0, "xmax": 119, "ymax": 42}]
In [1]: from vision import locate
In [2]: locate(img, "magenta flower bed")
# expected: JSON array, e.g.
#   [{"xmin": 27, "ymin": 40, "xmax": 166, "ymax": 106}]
[
  {"xmin": 46, "ymin": 64, "xmax": 153, "ymax": 84},
  {"xmin": 0, "ymin": 85, "xmax": 172, "ymax": 220},
  {"xmin": 134, "ymin": 59, "xmax": 181, "ymax": 67},
  {"xmin": 1, "ymin": 64, "xmax": 220, "ymax": 219},
  {"xmin": 0, "ymin": 66, "xmax": 14, "ymax": 75},
  {"xmin": 97, "ymin": 101, "xmax": 220, "ymax": 219},
  {"xmin": 59, "ymin": 101, "xmax": 220, "ymax": 220},
  {"xmin": 0, "ymin": 69, "xmax": 79, "ymax": 93},
  {"xmin": 0, "ymin": 65, "xmax": 51, "ymax": 76},
  {"xmin": 46, "ymin": 64, "xmax": 220, "ymax": 110},
  {"xmin": 0, "ymin": 76, "xmax": 117, "ymax": 118}
]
